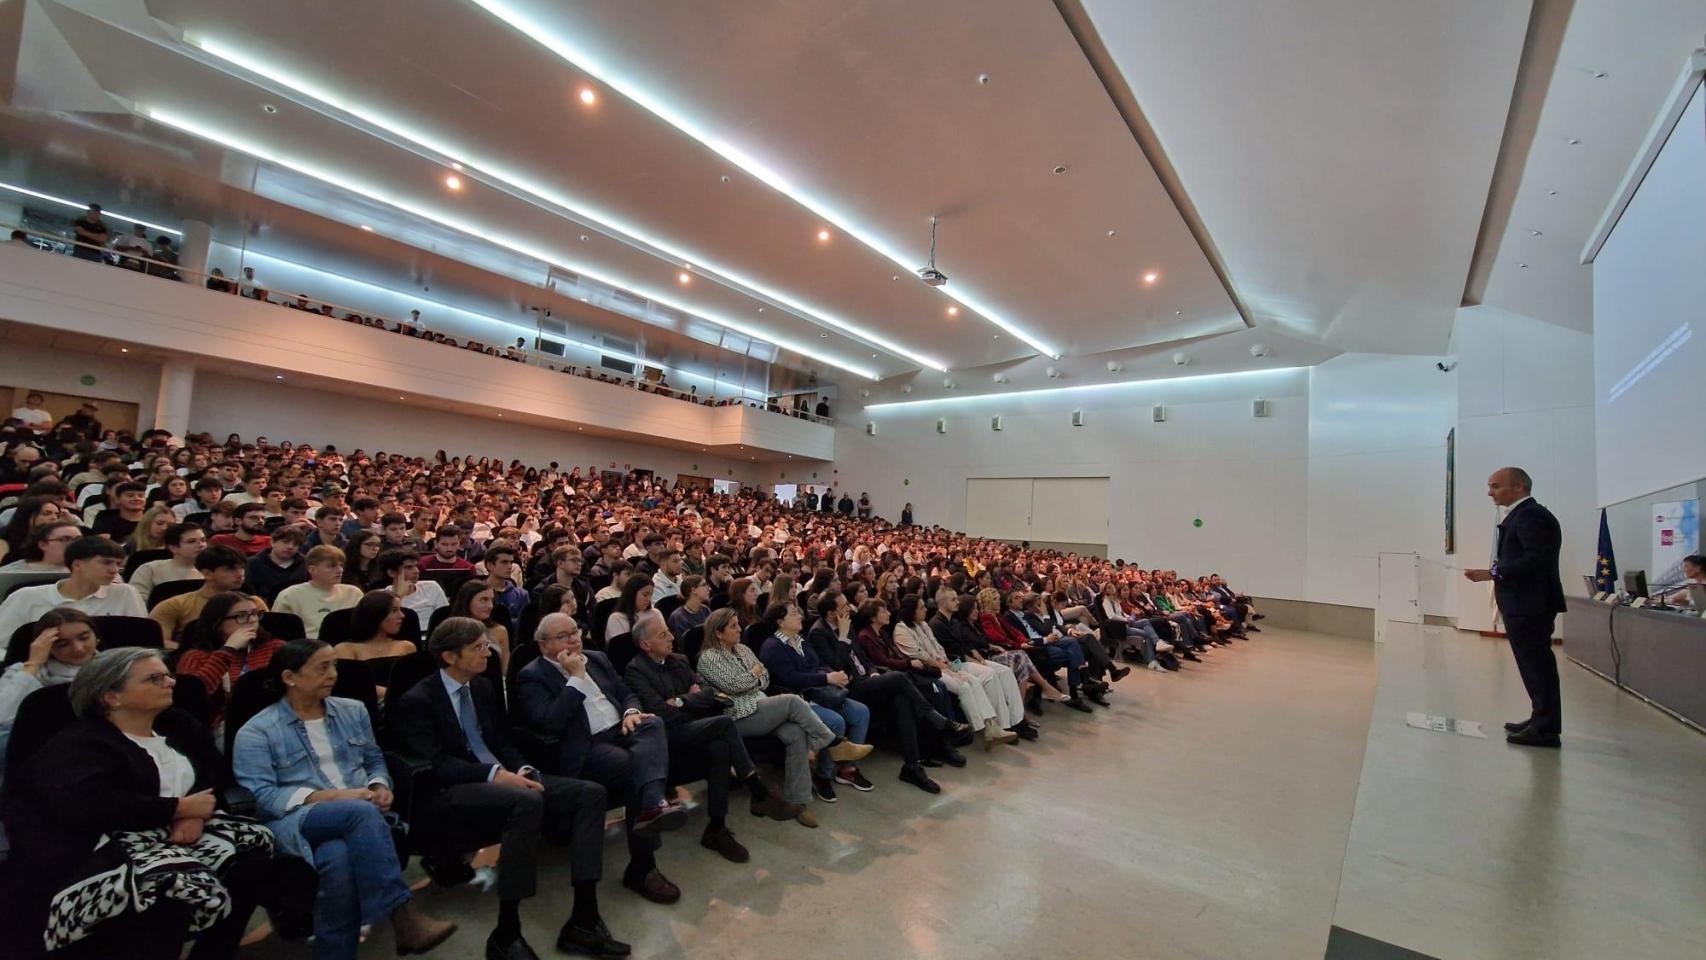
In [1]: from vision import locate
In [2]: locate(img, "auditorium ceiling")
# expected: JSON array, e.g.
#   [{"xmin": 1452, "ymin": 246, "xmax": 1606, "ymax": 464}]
[{"xmin": 0, "ymin": 0, "xmax": 1698, "ymax": 403}]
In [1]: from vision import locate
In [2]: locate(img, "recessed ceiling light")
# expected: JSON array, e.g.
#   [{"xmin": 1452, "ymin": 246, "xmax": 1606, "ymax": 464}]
[
  {"xmin": 451, "ymin": 162, "xmax": 463, "ymax": 171},
  {"xmin": 1528, "ymin": 229, "xmax": 1543, "ymax": 237},
  {"xmin": 992, "ymin": 334, "xmax": 1000, "ymax": 339},
  {"xmin": 678, "ymin": 272, "xmax": 691, "ymax": 284},
  {"xmin": 359, "ymin": 224, "xmax": 373, "ymax": 231},
  {"xmin": 977, "ymin": 73, "xmax": 991, "ymax": 85},
  {"xmin": 1546, "ymin": 189, "xmax": 1558, "ymax": 196},
  {"xmin": 757, "ymin": 307, "xmax": 764, "ymax": 313},
  {"xmin": 946, "ymin": 305, "xmax": 959, "ymax": 316},
  {"xmin": 119, "ymin": 347, "xmax": 128, "ymax": 353},
  {"xmin": 872, "ymin": 353, "xmax": 879, "ymax": 358},
  {"xmin": 444, "ymin": 174, "xmax": 463, "ymax": 190},
  {"xmin": 1143, "ymin": 272, "xmax": 1159, "ymax": 284},
  {"xmin": 579, "ymin": 296, "xmax": 589, "ymax": 302},
  {"xmin": 1053, "ymin": 164, "xmax": 1068, "ymax": 175},
  {"xmin": 261, "ymin": 103, "xmax": 277, "ymax": 114},
  {"xmin": 1566, "ymin": 137, "xmax": 1581, "ymax": 145},
  {"xmin": 398, "ymin": 396, "xmax": 406, "ymax": 400},
  {"xmin": 817, "ymin": 229, "xmax": 831, "ymax": 242},
  {"xmin": 1174, "ymin": 310, "xmax": 1183, "ymax": 315},
  {"xmin": 891, "ymin": 275, "xmax": 900, "ymax": 281},
  {"xmin": 1591, "ymin": 70, "xmax": 1608, "ymax": 79},
  {"xmin": 1106, "ymin": 230, "xmax": 1117, "ymax": 237},
  {"xmin": 720, "ymin": 175, "xmax": 730, "ymax": 183},
  {"xmin": 820, "ymin": 332, "xmax": 829, "ymax": 338},
  {"xmin": 1518, "ymin": 262, "xmax": 1529, "ymax": 269},
  {"xmin": 275, "ymin": 375, "xmax": 284, "ymax": 379},
  {"xmin": 579, "ymin": 234, "xmax": 589, "ymax": 242},
  {"xmin": 578, "ymin": 88, "xmax": 597, "ymax": 105}
]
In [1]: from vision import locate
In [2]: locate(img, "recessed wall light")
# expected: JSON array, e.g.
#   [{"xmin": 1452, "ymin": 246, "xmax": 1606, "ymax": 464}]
[
  {"xmin": 678, "ymin": 272, "xmax": 691, "ymax": 284},
  {"xmin": 578, "ymin": 88, "xmax": 597, "ymax": 105},
  {"xmin": 1143, "ymin": 272, "xmax": 1159, "ymax": 284},
  {"xmin": 946, "ymin": 306, "xmax": 959, "ymax": 316},
  {"xmin": 444, "ymin": 174, "xmax": 463, "ymax": 190}
]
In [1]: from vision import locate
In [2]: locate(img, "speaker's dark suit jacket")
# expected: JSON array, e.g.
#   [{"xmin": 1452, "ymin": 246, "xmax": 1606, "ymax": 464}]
[
  {"xmin": 511, "ymin": 651, "xmax": 639, "ymax": 777},
  {"xmin": 1494, "ymin": 498, "xmax": 1568, "ymax": 617}
]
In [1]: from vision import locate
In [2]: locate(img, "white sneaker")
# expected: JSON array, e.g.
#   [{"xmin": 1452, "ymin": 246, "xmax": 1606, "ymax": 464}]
[
  {"xmin": 1147, "ymin": 661, "xmax": 1163, "ymax": 672},
  {"xmin": 1156, "ymin": 640, "xmax": 1174, "ymax": 653}
]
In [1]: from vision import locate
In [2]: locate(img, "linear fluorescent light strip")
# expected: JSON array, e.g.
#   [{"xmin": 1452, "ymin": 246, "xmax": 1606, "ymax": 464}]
[
  {"xmin": 1607, "ymin": 322, "xmax": 1692, "ymax": 403},
  {"xmin": 0, "ymin": 181, "xmax": 183, "ymax": 236},
  {"xmin": 461, "ymin": 0, "xmax": 1060, "ymax": 360},
  {"xmin": 864, "ymin": 366, "xmax": 1306, "ymax": 411},
  {"xmin": 145, "ymin": 107, "xmax": 878, "ymax": 380},
  {"xmin": 231, "ymin": 248, "xmax": 768, "ymax": 400},
  {"xmin": 189, "ymin": 37, "xmax": 945, "ymax": 372}
]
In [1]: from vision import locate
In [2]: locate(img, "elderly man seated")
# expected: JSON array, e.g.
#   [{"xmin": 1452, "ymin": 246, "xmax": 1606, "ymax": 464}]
[
  {"xmin": 623, "ymin": 614, "xmax": 782, "ymax": 863},
  {"xmin": 510, "ymin": 612, "xmax": 686, "ymax": 905}
]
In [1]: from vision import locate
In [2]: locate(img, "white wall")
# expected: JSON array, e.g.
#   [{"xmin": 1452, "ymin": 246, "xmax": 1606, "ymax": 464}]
[
  {"xmin": 0, "ymin": 347, "xmax": 162, "ymax": 427},
  {"xmin": 1306, "ymin": 353, "xmax": 1458, "ymax": 617},
  {"xmin": 1452, "ymin": 305, "xmax": 1598, "ymax": 631},
  {"xmin": 801, "ymin": 368, "xmax": 1313, "ymax": 601},
  {"xmin": 185, "ymin": 372, "xmax": 756, "ymax": 483}
]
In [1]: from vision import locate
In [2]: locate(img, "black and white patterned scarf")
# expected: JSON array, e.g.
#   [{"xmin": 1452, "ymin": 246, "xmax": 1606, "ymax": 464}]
[{"xmin": 43, "ymin": 816, "xmax": 274, "ymax": 951}]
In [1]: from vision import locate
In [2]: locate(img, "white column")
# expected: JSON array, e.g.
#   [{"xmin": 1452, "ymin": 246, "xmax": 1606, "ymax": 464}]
[
  {"xmin": 178, "ymin": 219, "xmax": 212, "ymax": 279},
  {"xmin": 154, "ymin": 357, "xmax": 196, "ymax": 438}
]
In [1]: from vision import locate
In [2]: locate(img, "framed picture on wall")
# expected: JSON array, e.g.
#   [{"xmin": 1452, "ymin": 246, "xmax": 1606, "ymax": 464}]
[{"xmin": 1445, "ymin": 427, "xmax": 1456, "ymax": 555}]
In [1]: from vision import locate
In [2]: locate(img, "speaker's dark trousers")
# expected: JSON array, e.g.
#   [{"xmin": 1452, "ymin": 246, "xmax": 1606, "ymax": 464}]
[{"xmin": 1504, "ymin": 612, "xmax": 1561, "ymax": 735}]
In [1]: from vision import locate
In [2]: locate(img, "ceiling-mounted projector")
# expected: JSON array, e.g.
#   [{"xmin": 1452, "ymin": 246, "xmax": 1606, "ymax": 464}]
[{"xmin": 917, "ymin": 215, "xmax": 949, "ymax": 287}]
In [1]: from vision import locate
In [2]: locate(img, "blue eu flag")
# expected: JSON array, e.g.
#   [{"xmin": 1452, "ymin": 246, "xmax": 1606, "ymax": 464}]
[{"xmin": 1594, "ymin": 508, "xmax": 1618, "ymax": 594}]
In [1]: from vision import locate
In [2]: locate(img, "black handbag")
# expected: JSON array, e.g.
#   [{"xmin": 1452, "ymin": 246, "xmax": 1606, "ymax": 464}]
[{"xmin": 803, "ymin": 684, "xmax": 849, "ymax": 709}]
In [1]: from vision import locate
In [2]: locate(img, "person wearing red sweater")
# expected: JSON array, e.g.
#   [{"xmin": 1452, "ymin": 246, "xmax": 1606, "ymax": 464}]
[
  {"xmin": 208, "ymin": 502, "xmax": 273, "ymax": 558},
  {"xmin": 974, "ymin": 590, "xmax": 1070, "ymax": 703},
  {"xmin": 416, "ymin": 525, "xmax": 475, "ymax": 573},
  {"xmin": 174, "ymin": 590, "xmax": 284, "ymax": 726}
]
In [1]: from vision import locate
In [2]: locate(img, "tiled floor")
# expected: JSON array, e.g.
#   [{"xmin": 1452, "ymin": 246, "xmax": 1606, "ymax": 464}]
[
  {"xmin": 244, "ymin": 628, "xmax": 1378, "ymax": 960},
  {"xmin": 1331, "ymin": 623, "xmax": 1706, "ymax": 960}
]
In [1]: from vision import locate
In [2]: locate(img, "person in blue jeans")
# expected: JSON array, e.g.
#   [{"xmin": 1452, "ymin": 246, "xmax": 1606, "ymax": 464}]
[
  {"xmin": 757, "ymin": 601, "xmax": 875, "ymax": 801},
  {"xmin": 233, "ymin": 639, "xmax": 457, "ymax": 959}
]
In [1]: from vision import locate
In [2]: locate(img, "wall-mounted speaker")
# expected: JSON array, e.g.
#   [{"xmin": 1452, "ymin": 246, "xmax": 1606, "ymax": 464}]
[
  {"xmin": 1253, "ymin": 398, "xmax": 1271, "ymax": 418},
  {"xmin": 1071, "ymin": 410, "xmax": 1084, "ymax": 427},
  {"xmin": 936, "ymin": 418, "xmax": 947, "ymax": 434},
  {"xmin": 865, "ymin": 422, "xmax": 877, "ymax": 436},
  {"xmin": 990, "ymin": 416, "xmax": 1003, "ymax": 431},
  {"xmin": 1152, "ymin": 405, "xmax": 1167, "ymax": 422}
]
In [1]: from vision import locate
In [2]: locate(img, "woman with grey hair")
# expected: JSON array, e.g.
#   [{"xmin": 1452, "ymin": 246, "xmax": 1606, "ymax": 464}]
[{"xmin": 6, "ymin": 647, "xmax": 272, "ymax": 960}]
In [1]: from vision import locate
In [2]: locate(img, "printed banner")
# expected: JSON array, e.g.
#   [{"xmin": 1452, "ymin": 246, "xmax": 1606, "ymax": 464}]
[{"xmin": 1651, "ymin": 499, "xmax": 1700, "ymax": 585}]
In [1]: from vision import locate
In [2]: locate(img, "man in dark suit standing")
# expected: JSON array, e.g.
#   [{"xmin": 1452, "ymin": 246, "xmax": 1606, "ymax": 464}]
[
  {"xmin": 391, "ymin": 617, "xmax": 630, "ymax": 959},
  {"xmin": 1464, "ymin": 467, "xmax": 1568, "ymax": 748},
  {"xmin": 511, "ymin": 613, "xmax": 686, "ymax": 905}
]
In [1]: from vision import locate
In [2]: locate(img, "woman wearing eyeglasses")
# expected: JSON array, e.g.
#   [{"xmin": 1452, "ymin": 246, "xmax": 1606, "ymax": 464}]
[
  {"xmin": 0, "ymin": 519, "xmax": 80, "ymax": 574},
  {"xmin": 6, "ymin": 647, "xmax": 272, "ymax": 960},
  {"xmin": 175, "ymin": 592, "xmax": 284, "ymax": 728}
]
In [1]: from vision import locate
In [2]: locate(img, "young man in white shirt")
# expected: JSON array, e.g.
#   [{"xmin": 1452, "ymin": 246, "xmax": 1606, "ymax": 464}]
[
  {"xmin": 0, "ymin": 536, "xmax": 145, "ymax": 640},
  {"xmin": 128, "ymin": 522, "xmax": 207, "ymax": 604},
  {"xmin": 9, "ymin": 392, "xmax": 52, "ymax": 433},
  {"xmin": 651, "ymin": 550, "xmax": 683, "ymax": 602},
  {"xmin": 272, "ymin": 546, "xmax": 364, "ymax": 640}
]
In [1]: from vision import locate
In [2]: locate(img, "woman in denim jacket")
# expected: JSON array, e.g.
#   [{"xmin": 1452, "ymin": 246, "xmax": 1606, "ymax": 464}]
[{"xmin": 233, "ymin": 639, "xmax": 456, "ymax": 959}]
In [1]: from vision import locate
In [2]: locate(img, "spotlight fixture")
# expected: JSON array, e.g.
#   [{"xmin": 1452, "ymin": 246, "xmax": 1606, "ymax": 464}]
[
  {"xmin": 1249, "ymin": 343, "xmax": 1269, "ymax": 358},
  {"xmin": 916, "ymin": 215, "xmax": 949, "ymax": 286},
  {"xmin": 444, "ymin": 174, "xmax": 463, "ymax": 190},
  {"xmin": 1106, "ymin": 361, "xmax": 1123, "ymax": 373},
  {"xmin": 578, "ymin": 88, "xmax": 597, "ymax": 105},
  {"xmin": 1172, "ymin": 352, "xmax": 1189, "ymax": 366},
  {"xmin": 1045, "ymin": 366, "xmax": 1061, "ymax": 379}
]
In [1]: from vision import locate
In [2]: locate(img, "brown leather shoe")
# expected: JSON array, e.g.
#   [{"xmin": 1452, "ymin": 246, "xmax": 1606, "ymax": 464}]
[
  {"xmin": 700, "ymin": 826, "xmax": 750, "ymax": 863},
  {"xmin": 827, "ymin": 739, "xmax": 874, "ymax": 763},
  {"xmin": 621, "ymin": 868, "xmax": 681, "ymax": 904},
  {"xmin": 795, "ymin": 806, "xmax": 819, "ymax": 828},
  {"xmin": 391, "ymin": 902, "xmax": 457, "ymax": 955}
]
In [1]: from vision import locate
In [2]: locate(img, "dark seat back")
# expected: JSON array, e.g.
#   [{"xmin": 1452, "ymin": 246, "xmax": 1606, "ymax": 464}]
[
  {"xmin": 147, "ymin": 579, "xmax": 201, "ymax": 608},
  {"xmin": 122, "ymin": 548, "xmax": 170, "ymax": 581},
  {"xmin": 91, "ymin": 615, "xmax": 164, "ymax": 650},
  {"xmin": 590, "ymin": 597, "xmax": 618, "ymax": 648},
  {"xmin": 604, "ymin": 632, "xmax": 636, "ymax": 674},
  {"xmin": 319, "ymin": 607, "xmax": 356, "ymax": 646},
  {"xmin": 225, "ymin": 665, "xmax": 284, "ymax": 755},
  {"xmin": 261, "ymin": 612, "xmax": 306, "ymax": 641},
  {"xmin": 655, "ymin": 594, "xmax": 685, "ymax": 624},
  {"xmin": 419, "ymin": 569, "xmax": 471, "ymax": 597},
  {"xmin": 0, "ymin": 570, "xmax": 61, "ymax": 607}
]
